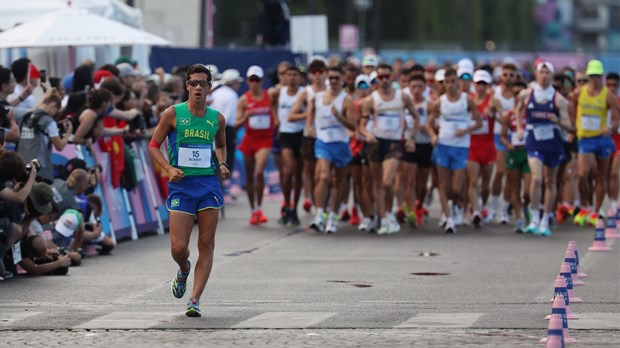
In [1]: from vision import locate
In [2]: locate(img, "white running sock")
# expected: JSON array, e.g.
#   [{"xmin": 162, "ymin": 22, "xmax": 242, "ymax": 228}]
[
  {"xmin": 339, "ymin": 203, "xmax": 347, "ymax": 214},
  {"xmin": 540, "ymin": 213, "xmax": 549, "ymax": 230},
  {"xmin": 316, "ymin": 207, "xmax": 325, "ymax": 219},
  {"xmin": 502, "ymin": 200, "xmax": 510, "ymax": 214},
  {"xmin": 491, "ymin": 196, "xmax": 500, "ymax": 211}
]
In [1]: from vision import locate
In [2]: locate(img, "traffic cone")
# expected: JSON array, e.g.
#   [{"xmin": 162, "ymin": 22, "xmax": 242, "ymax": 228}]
[
  {"xmin": 605, "ymin": 208, "xmax": 620, "ymax": 239},
  {"xmin": 588, "ymin": 220, "xmax": 612, "ymax": 252},
  {"xmin": 547, "ymin": 275, "xmax": 578, "ymax": 320},
  {"xmin": 568, "ymin": 241, "xmax": 587, "ymax": 278},
  {"xmin": 560, "ymin": 262, "xmax": 581, "ymax": 303},
  {"xmin": 564, "ymin": 247, "xmax": 584, "ymax": 286},
  {"xmin": 541, "ymin": 295, "xmax": 577, "ymax": 344},
  {"xmin": 541, "ymin": 316, "xmax": 564, "ymax": 347}
]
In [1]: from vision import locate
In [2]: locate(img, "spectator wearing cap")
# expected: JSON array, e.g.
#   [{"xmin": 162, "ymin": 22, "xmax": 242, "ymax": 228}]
[
  {"xmin": 211, "ymin": 69, "xmax": 242, "ymax": 181},
  {"xmin": 22, "ymin": 183, "xmax": 56, "ymax": 251},
  {"xmin": 117, "ymin": 63, "xmax": 138, "ymax": 90},
  {"xmin": 457, "ymin": 58, "xmax": 475, "ymax": 95},
  {"xmin": 369, "ymin": 71, "xmax": 379, "ymax": 92},
  {"xmin": 14, "ymin": 184, "xmax": 75, "ymax": 276},
  {"xmin": 115, "ymin": 56, "xmax": 138, "ymax": 67},
  {"xmin": 362, "ymin": 55, "xmax": 379, "ymax": 75},
  {"xmin": 8, "ymin": 58, "xmax": 40, "ymax": 109}
]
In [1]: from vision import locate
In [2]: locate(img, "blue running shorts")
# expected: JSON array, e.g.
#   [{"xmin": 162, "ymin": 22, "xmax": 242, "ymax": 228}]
[
  {"xmin": 167, "ymin": 175, "xmax": 223, "ymax": 215},
  {"xmin": 577, "ymin": 136, "xmax": 615, "ymax": 158},
  {"xmin": 314, "ymin": 139, "xmax": 352, "ymax": 168},
  {"xmin": 435, "ymin": 144, "xmax": 469, "ymax": 171}
]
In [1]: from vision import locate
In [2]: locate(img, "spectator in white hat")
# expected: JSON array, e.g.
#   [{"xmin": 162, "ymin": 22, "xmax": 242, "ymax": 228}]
[
  {"xmin": 362, "ymin": 55, "xmax": 379, "ymax": 75},
  {"xmin": 211, "ymin": 69, "xmax": 243, "ymax": 192}
]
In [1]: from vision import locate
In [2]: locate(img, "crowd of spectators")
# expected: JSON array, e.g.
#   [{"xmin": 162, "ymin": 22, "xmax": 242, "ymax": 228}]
[{"xmin": 0, "ymin": 56, "xmax": 196, "ymax": 280}]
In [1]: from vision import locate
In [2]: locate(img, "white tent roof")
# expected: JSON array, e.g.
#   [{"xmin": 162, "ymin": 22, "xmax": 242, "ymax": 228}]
[
  {"xmin": 0, "ymin": 7, "xmax": 169, "ymax": 48},
  {"xmin": 0, "ymin": 0, "xmax": 142, "ymax": 31}
]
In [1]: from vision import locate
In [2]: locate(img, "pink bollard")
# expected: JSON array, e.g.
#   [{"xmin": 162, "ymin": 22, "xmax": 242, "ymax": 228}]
[
  {"xmin": 568, "ymin": 241, "xmax": 587, "ymax": 278},
  {"xmin": 560, "ymin": 262, "xmax": 581, "ymax": 303},
  {"xmin": 547, "ymin": 275, "xmax": 578, "ymax": 320},
  {"xmin": 588, "ymin": 220, "xmax": 612, "ymax": 252},
  {"xmin": 564, "ymin": 248, "xmax": 584, "ymax": 286},
  {"xmin": 605, "ymin": 208, "xmax": 620, "ymax": 239}
]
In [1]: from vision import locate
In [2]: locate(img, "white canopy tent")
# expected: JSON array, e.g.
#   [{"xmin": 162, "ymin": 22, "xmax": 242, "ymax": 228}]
[{"xmin": 0, "ymin": 0, "xmax": 167, "ymax": 77}]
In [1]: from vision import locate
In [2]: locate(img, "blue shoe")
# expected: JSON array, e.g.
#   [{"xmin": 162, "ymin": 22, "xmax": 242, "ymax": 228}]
[
  {"xmin": 524, "ymin": 222, "xmax": 539, "ymax": 234},
  {"xmin": 537, "ymin": 227, "xmax": 551, "ymax": 237},
  {"xmin": 185, "ymin": 298, "xmax": 201, "ymax": 317},
  {"xmin": 171, "ymin": 259, "xmax": 192, "ymax": 299}
]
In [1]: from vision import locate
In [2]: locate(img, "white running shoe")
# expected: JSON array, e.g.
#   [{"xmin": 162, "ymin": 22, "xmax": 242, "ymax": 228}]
[
  {"xmin": 388, "ymin": 216, "xmax": 401, "ymax": 234},
  {"xmin": 378, "ymin": 223, "xmax": 390, "ymax": 235},
  {"xmin": 358, "ymin": 217, "xmax": 372, "ymax": 232},
  {"xmin": 438, "ymin": 213, "xmax": 448, "ymax": 228},
  {"xmin": 444, "ymin": 218, "xmax": 457, "ymax": 234},
  {"xmin": 498, "ymin": 210, "xmax": 510, "ymax": 225},
  {"xmin": 325, "ymin": 217, "xmax": 338, "ymax": 234},
  {"xmin": 310, "ymin": 215, "xmax": 325, "ymax": 233},
  {"xmin": 454, "ymin": 206, "xmax": 464, "ymax": 226}
]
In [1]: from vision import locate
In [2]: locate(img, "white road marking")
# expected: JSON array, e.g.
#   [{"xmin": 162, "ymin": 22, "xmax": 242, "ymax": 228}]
[
  {"xmin": 396, "ymin": 313, "xmax": 484, "ymax": 328},
  {"xmin": 74, "ymin": 312, "xmax": 175, "ymax": 329},
  {"xmin": 568, "ymin": 313, "xmax": 620, "ymax": 330},
  {"xmin": 0, "ymin": 311, "xmax": 43, "ymax": 325},
  {"xmin": 232, "ymin": 312, "xmax": 337, "ymax": 328}
]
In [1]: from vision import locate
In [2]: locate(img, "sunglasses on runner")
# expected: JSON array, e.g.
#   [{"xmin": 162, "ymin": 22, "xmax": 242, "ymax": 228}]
[
  {"xmin": 607, "ymin": 82, "xmax": 619, "ymax": 88},
  {"xmin": 377, "ymin": 74, "xmax": 392, "ymax": 80},
  {"xmin": 577, "ymin": 78, "xmax": 589, "ymax": 84},
  {"xmin": 310, "ymin": 69, "xmax": 325, "ymax": 75},
  {"xmin": 328, "ymin": 75, "xmax": 341, "ymax": 81},
  {"xmin": 248, "ymin": 77, "xmax": 262, "ymax": 83},
  {"xmin": 502, "ymin": 72, "xmax": 516, "ymax": 78},
  {"xmin": 187, "ymin": 80, "xmax": 210, "ymax": 88}
]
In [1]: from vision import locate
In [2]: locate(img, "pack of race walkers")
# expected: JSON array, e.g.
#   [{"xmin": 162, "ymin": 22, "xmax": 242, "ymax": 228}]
[{"xmin": 219, "ymin": 56, "xmax": 620, "ymax": 236}]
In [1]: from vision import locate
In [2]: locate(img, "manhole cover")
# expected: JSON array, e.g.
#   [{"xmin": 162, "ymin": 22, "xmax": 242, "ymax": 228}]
[
  {"xmin": 419, "ymin": 252, "xmax": 439, "ymax": 257},
  {"xmin": 410, "ymin": 272, "xmax": 450, "ymax": 276}
]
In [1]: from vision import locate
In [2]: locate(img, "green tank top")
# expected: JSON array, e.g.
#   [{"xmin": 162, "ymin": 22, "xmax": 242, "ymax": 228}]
[{"xmin": 168, "ymin": 102, "xmax": 219, "ymax": 176}]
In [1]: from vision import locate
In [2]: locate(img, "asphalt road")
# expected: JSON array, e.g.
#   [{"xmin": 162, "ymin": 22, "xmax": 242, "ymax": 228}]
[{"xmin": 1, "ymin": 197, "xmax": 619, "ymax": 347}]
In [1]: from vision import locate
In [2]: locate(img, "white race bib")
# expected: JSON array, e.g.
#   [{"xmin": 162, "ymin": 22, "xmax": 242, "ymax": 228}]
[
  {"xmin": 320, "ymin": 126, "xmax": 347, "ymax": 143},
  {"xmin": 248, "ymin": 115, "xmax": 271, "ymax": 130},
  {"xmin": 178, "ymin": 144, "xmax": 212, "ymax": 168},
  {"xmin": 533, "ymin": 125, "xmax": 555, "ymax": 141},
  {"xmin": 12, "ymin": 242, "xmax": 22, "ymax": 264},
  {"xmin": 580, "ymin": 114, "xmax": 601, "ymax": 131},
  {"xmin": 377, "ymin": 114, "xmax": 400, "ymax": 131},
  {"xmin": 472, "ymin": 119, "xmax": 489, "ymax": 135},
  {"xmin": 511, "ymin": 131, "xmax": 526, "ymax": 146}
]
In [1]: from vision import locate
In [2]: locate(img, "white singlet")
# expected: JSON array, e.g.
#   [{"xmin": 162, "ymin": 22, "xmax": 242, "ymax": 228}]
[
  {"xmin": 315, "ymin": 91, "xmax": 348, "ymax": 144},
  {"xmin": 438, "ymin": 92, "xmax": 471, "ymax": 148},
  {"xmin": 371, "ymin": 89, "xmax": 405, "ymax": 141},
  {"xmin": 278, "ymin": 86, "xmax": 304, "ymax": 133}
]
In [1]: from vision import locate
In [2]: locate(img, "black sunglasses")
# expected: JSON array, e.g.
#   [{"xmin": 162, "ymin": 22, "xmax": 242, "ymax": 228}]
[{"xmin": 187, "ymin": 80, "xmax": 210, "ymax": 87}]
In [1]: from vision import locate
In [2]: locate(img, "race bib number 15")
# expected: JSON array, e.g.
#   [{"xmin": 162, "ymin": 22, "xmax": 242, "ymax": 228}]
[{"xmin": 178, "ymin": 144, "xmax": 212, "ymax": 168}]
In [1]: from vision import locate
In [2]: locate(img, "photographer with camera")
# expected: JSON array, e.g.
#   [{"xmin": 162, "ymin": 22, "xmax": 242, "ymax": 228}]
[
  {"xmin": 16, "ymin": 88, "xmax": 73, "ymax": 180},
  {"xmin": 0, "ymin": 151, "xmax": 38, "ymax": 278}
]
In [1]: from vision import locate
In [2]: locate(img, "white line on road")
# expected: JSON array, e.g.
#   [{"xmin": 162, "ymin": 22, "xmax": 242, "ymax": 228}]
[
  {"xmin": 232, "ymin": 312, "xmax": 337, "ymax": 329},
  {"xmin": 74, "ymin": 312, "xmax": 175, "ymax": 329},
  {"xmin": 569, "ymin": 313, "xmax": 620, "ymax": 330},
  {"xmin": 0, "ymin": 311, "xmax": 43, "ymax": 325},
  {"xmin": 396, "ymin": 313, "xmax": 484, "ymax": 328}
]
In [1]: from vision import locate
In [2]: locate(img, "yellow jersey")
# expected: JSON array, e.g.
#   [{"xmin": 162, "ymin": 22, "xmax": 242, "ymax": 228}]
[{"xmin": 576, "ymin": 86, "xmax": 608, "ymax": 139}]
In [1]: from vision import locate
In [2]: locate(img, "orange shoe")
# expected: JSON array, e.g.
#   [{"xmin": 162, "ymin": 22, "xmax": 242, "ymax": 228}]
[
  {"xmin": 249, "ymin": 212, "xmax": 260, "ymax": 225},
  {"xmin": 255, "ymin": 209, "xmax": 268, "ymax": 224}
]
